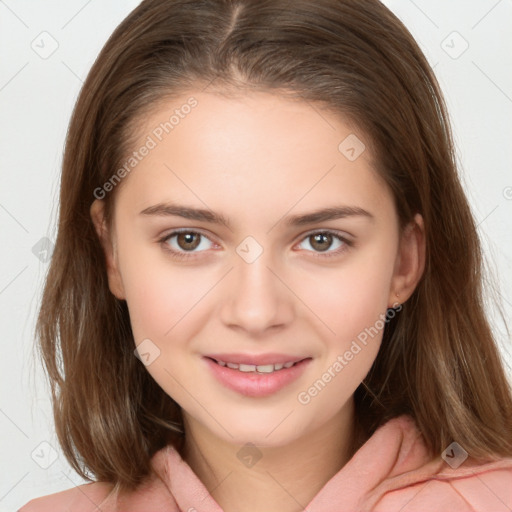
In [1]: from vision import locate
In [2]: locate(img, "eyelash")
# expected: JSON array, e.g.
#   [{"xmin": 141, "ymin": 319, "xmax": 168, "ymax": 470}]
[{"xmin": 158, "ymin": 228, "xmax": 353, "ymax": 261}]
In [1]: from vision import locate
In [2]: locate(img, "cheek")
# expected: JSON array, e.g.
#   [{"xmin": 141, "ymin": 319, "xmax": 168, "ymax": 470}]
[
  {"xmin": 295, "ymin": 266, "xmax": 391, "ymax": 418},
  {"xmin": 303, "ymin": 248, "xmax": 396, "ymax": 342},
  {"xmin": 117, "ymin": 247, "xmax": 209, "ymax": 405},
  {"xmin": 116, "ymin": 240, "xmax": 205, "ymax": 343},
  {"xmin": 294, "ymin": 245, "xmax": 396, "ymax": 402}
]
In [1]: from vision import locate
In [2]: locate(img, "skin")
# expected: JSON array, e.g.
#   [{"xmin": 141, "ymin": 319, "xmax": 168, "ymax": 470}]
[{"xmin": 91, "ymin": 90, "xmax": 425, "ymax": 512}]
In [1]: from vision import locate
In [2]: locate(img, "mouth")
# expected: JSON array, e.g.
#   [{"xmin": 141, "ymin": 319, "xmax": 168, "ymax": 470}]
[
  {"xmin": 207, "ymin": 357, "xmax": 302, "ymax": 374},
  {"xmin": 203, "ymin": 355, "xmax": 312, "ymax": 397}
]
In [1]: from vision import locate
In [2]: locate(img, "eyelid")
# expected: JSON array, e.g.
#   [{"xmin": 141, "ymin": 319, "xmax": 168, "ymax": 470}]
[
  {"xmin": 297, "ymin": 228, "xmax": 353, "ymax": 243},
  {"xmin": 293, "ymin": 229, "xmax": 353, "ymax": 257},
  {"xmin": 159, "ymin": 227, "xmax": 215, "ymax": 240},
  {"xmin": 158, "ymin": 228, "xmax": 219, "ymax": 256}
]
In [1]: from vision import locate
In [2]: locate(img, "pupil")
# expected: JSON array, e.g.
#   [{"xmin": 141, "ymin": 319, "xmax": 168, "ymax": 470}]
[
  {"xmin": 311, "ymin": 233, "xmax": 332, "ymax": 252},
  {"xmin": 178, "ymin": 233, "xmax": 200, "ymax": 251}
]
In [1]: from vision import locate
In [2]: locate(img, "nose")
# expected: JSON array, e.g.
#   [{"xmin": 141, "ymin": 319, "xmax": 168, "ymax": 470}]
[{"xmin": 219, "ymin": 253, "xmax": 294, "ymax": 336}]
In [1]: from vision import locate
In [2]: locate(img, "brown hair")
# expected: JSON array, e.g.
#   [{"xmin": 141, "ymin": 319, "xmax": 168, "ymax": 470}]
[{"xmin": 37, "ymin": 0, "xmax": 512, "ymax": 492}]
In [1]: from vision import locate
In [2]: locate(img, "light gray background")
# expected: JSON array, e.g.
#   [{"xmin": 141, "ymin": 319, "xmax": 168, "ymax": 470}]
[{"xmin": 1, "ymin": 1, "xmax": 511, "ymax": 509}]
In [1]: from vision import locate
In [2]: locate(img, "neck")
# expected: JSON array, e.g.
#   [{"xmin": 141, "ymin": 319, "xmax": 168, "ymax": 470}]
[{"xmin": 181, "ymin": 399, "xmax": 356, "ymax": 512}]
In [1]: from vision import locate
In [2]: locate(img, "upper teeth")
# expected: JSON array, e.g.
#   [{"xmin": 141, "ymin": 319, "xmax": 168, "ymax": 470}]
[{"xmin": 216, "ymin": 360, "xmax": 296, "ymax": 373}]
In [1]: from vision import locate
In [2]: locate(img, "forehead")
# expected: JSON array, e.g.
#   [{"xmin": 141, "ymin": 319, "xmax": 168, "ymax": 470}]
[{"xmin": 115, "ymin": 90, "xmax": 393, "ymax": 225}]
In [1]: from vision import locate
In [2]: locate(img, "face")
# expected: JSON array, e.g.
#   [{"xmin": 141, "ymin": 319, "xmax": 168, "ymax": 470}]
[{"xmin": 92, "ymin": 90, "xmax": 423, "ymax": 448}]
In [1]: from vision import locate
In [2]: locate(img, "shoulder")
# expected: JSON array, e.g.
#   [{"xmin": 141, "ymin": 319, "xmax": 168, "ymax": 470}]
[
  {"xmin": 366, "ymin": 416, "xmax": 512, "ymax": 510},
  {"xmin": 19, "ymin": 482, "xmax": 114, "ymax": 512},
  {"xmin": 19, "ymin": 470, "xmax": 181, "ymax": 512},
  {"xmin": 376, "ymin": 458, "xmax": 512, "ymax": 511}
]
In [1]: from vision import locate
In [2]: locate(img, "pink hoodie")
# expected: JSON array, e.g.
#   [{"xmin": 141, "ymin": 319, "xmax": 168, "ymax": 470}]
[{"xmin": 19, "ymin": 415, "xmax": 512, "ymax": 511}]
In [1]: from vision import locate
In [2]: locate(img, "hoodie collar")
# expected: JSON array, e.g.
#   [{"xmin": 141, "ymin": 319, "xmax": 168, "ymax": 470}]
[{"xmin": 152, "ymin": 415, "xmax": 436, "ymax": 511}]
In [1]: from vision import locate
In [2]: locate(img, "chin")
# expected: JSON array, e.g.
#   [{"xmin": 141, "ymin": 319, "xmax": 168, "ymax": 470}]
[{"xmin": 198, "ymin": 403, "xmax": 319, "ymax": 447}]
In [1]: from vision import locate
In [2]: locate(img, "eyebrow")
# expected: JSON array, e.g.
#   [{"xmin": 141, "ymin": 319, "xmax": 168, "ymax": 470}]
[
  {"xmin": 140, "ymin": 203, "xmax": 232, "ymax": 228},
  {"xmin": 139, "ymin": 203, "xmax": 374, "ymax": 228},
  {"xmin": 284, "ymin": 206, "xmax": 374, "ymax": 226}
]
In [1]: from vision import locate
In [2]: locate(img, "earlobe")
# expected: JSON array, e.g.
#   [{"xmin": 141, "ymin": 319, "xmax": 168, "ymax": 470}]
[
  {"xmin": 389, "ymin": 213, "xmax": 425, "ymax": 306},
  {"xmin": 90, "ymin": 199, "xmax": 126, "ymax": 300}
]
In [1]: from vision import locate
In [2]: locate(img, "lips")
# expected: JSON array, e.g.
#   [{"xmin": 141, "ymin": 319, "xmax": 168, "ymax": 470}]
[{"xmin": 204, "ymin": 354, "xmax": 312, "ymax": 397}]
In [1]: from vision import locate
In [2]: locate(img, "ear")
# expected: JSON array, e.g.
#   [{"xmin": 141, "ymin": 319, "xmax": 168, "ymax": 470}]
[
  {"xmin": 388, "ymin": 213, "xmax": 425, "ymax": 307},
  {"xmin": 90, "ymin": 199, "xmax": 126, "ymax": 300}
]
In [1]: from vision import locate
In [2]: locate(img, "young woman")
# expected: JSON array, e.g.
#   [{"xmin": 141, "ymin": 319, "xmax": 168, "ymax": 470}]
[{"xmin": 21, "ymin": 0, "xmax": 512, "ymax": 510}]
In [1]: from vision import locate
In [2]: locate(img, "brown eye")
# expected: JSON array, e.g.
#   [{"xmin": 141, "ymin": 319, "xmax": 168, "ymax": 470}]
[
  {"xmin": 309, "ymin": 233, "xmax": 333, "ymax": 252},
  {"xmin": 176, "ymin": 232, "xmax": 201, "ymax": 251},
  {"xmin": 296, "ymin": 230, "xmax": 349, "ymax": 257},
  {"xmin": 160, "ymin": 230, "xmax": 215, "ymax": 258}
]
